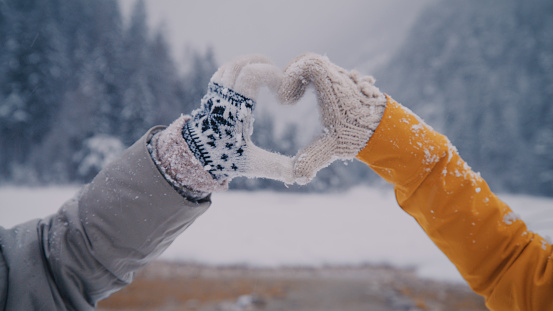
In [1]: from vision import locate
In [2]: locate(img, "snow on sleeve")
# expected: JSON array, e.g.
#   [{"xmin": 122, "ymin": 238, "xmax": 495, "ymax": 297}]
[{"xmin": 503, "ymin": 211, "xmax": 521, "ymax": 225}]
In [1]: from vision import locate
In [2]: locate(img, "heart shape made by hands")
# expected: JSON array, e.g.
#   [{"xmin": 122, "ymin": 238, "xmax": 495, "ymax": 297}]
[{"xmin": 210, "ymin": 53, "xmax": 385, "ymax": 185}]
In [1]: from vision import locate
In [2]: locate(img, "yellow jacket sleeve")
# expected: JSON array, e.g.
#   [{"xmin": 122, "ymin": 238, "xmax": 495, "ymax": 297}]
[{"xmin": 356, "ymin": 97, "xmax": 553, "ymax": 311}]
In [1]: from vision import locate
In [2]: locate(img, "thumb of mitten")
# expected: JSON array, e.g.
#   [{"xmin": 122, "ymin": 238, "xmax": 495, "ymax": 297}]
[
  {"xmin": 278, "ymin": 53, "xmax": 333, "ymax": 106},
  {"xmin": 241, "ymin": 143, "xmax": 295, "ymax": 184},
  {"xmin": 234, "ymin": 63, "xmax": 283, "ymax": 99},
  {"xmin": 293, "ymin": 134, "xmax": 336, "ymax": 185}
]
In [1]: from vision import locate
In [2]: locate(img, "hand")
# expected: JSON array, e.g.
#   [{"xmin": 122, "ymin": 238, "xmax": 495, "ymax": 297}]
[
  {"xmin": 182, "ymin": 55, "xmax": 295, "ymax": 184},
  {"xmin": 279, "ymin": 53, "xmax": 387, "ymax": 185}
]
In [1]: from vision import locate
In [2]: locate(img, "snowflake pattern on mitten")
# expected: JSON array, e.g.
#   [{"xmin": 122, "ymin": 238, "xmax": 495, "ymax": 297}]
[{"xmin": 182, "ymin": 82, "xmax": 255, "ymax": 180}]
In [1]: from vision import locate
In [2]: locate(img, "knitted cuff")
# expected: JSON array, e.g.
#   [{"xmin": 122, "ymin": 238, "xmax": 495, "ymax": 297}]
[
  {"xmin": 333, "ymin": 72, "xmax": 388, "ymax": 158},
  {"xmin": 148, "ymin": 115, "xmax": 228, "ymax": 196},
  {"xmin": 352, "ymin": 72, "xmax": 388, "ymax": 133},
  {"xmin": 354, "ymin": 89, "xmax": 387, "ymax": 145}
]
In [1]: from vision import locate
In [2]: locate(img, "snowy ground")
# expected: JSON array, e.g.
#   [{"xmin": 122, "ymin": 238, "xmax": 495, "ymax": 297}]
[{"xmin": 1, "ymin": 185, "xmax": 552, "ymax": 283}]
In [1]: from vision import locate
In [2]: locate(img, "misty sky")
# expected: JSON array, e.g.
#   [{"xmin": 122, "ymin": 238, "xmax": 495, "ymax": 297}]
[
  {"xmin": 118, "ymin": 0, "xmax": 436, "ymax": 72},
  {"xmin": 116, "ymin": 0, "xmax": 437, "ymax": 147}
]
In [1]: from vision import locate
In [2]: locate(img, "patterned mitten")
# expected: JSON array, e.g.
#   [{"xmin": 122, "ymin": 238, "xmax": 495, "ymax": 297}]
[
  {"xmin": 279, "ymin": 53, "xmax": 387, "ymax": 185},
  {"xmin": 182, "ymin": 55, "xmax": 295, "ymax": 184}
]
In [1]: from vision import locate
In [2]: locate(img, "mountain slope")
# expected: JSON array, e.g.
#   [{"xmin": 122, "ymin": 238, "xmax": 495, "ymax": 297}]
[{"xmin": 377, "ymin": 0, "xmax": 553, "ymax": 196}]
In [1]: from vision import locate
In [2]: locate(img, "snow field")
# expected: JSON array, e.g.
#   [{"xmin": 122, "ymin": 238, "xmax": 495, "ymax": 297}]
[{"xmin": 1, "ymin": 185, "xmax": 552, "ymax": 283}]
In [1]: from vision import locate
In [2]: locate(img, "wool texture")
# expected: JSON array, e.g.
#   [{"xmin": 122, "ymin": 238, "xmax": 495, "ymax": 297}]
[
  {"xmin": 149, "ymin": 115, "xmax": 228, "ymax": 195},
  {"xmin": 279, "ymin": 53, "xmax": 387, "ymax": 184},
  {"xmin": 182, "ymin": 82, "xmax": 255, "ymax": 181}
]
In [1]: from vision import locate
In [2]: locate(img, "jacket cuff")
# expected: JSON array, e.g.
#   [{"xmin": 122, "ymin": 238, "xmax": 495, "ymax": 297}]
[
  {"xmin": 355, "ymin": 96, "xmax": 451, "ymax": 198},
  {"xmin": 147, "ymin": 116, "xmax": 228, "ymax": 196}
]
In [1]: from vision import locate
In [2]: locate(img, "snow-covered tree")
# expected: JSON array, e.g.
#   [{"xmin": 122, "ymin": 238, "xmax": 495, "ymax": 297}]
[
  {"xmin": 181, "ymin": 46, "xmax": 218, "ymax": 112},
  {"xmin": 0, "ymin": 0, "xmax": 68, "ymax": 180}
]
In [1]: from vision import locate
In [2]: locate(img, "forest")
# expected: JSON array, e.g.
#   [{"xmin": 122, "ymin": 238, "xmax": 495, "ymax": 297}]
[
  {"xmin": 1, "ymin": 0, "xmax": 552, "ymax": 197},
  {"xmin": 0, "ymin": 0, "xmax": 217, "ymax": 183}
]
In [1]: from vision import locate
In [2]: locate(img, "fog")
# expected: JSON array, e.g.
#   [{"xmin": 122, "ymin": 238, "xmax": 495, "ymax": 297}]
[{"xmin": 118, "ymin": 0, "xmax": 436, "ymax": 71}]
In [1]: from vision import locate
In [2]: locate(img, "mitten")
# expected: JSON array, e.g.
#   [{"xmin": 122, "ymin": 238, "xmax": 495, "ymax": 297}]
[
  {"xmin": 182, "ymin": 55, "xmax": 295, "ymax": 184},
  {"xmin": 150, "ymin": 55, "xmax": 296, "ymax": 195},
  {"xmin": 279, "ymin": 53, "xmax": 387, "ymax": 184}
]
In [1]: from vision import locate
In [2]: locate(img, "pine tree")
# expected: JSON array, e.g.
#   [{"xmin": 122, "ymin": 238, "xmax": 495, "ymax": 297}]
[
  {"xmin": 146, "ymin": 29, "xmax": 183, "ymax": 125},
  {"xmin": 0, "ymin": 0, "xmax": 67, "ymax": 180},
  {"xmin": 26, "ymin": 0, "xmax": 128, "ymax": 182},
  {"xmin": 182, "ymin": 46, "xmax": 218, "ymax": 112},
  {"xmin": 118, "ymin": 0, "xmax": 154, "ymax": 144}
]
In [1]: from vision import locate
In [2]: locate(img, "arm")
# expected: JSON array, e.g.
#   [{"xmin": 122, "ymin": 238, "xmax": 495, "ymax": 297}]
[
  {"xmin": 356, "ymin": 97, "xmax": 553, "ymax": 310},
  {"xmin": 0, "ymin": 127, "xmax": 211, "ymax": 310},
  {"xmin": 0, "ymin": 55, "xmax": 294, "ymax": 310},
  {"xmin": 281, "ymin": 53, "xmax": 553, "ymax": 310}
]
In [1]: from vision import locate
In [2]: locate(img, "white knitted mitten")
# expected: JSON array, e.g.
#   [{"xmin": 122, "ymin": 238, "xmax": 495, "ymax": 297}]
[
  {"xmin": 279, "ymin": 53, "xmax": 387, "ymax": 185},
  {"xmin": 182, "ymin": 55, "xmax": 295, "ymax": 184}
]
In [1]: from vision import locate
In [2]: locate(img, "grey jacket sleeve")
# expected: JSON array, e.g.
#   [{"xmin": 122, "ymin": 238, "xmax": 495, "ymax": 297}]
[{"xmin": 0, "ymin": 127, "xmax": 211, "ymax": 310}]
